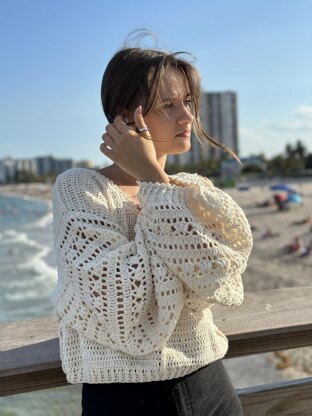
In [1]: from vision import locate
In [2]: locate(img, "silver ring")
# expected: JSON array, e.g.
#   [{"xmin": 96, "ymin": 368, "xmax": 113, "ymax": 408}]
[{"xmin": 136, "ymin": 126, "xmax": 149, "ymax": 133}]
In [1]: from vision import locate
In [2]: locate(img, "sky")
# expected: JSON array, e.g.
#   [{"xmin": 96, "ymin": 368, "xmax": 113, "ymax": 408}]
[{"xmin": 1, "ymin": 0, "xmax": 311, "ymax": 166}]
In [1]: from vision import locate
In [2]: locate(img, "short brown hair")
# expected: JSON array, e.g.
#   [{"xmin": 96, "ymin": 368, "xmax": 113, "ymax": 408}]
[{"xmin": 101, "ymin": 47, "xmax": 238, "ymax": 161}]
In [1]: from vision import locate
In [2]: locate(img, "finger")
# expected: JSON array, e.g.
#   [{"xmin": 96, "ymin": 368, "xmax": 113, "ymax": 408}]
[
  {"xmin": 114, "ymin": 115, "xmax": 131, "ymax": 133},
  {"xmin": 133, "ymin": 106, "xmax": 151, "ymax": 138},
  {"xmin": 100, "ymin": 142, "xmax": 113, "ymax": 158},
  {"xmin": 102, "ymin": 133, "xmax": 115, "ymax": 149},
  {"xmin": 105, "ymin": 124, "xmax": 120, "ymax": 139},
  {"xmin": 123, "ymin": 116, "xmax": 136, "ymax": 127},
  {"xmin": 133, "ymin": 106, "xmax": 146, "ymax": 129}
]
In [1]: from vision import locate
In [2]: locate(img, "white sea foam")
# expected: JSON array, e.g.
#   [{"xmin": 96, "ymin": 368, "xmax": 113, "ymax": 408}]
[
  {"xmin": 0, "ymin": 193, "xmax": 57, "ymax": 333},
  {"xmin": 0, "ymin": 229, "xmax": 38, "ymax": 246},
  {"xmin": 6, "ymin": 289, "xmax": 43, "ymax": 301},
  {"xmin": 6, "ymin": 273, "xmax": 46, "ymax": 289},
  {"xmin": 24, "ymin": 211, "xmax": 53, "ymax": 229},
  {"xmin": 0, "ymin": 227, "xmax": 57, "ymax": 290},
  {"xmin": 5, "ymin": 248, "xmax": 57, "ymax": 301},
  {"xmin": 16, "ymin": 243, "xmax": 57, "ymax": 277}
]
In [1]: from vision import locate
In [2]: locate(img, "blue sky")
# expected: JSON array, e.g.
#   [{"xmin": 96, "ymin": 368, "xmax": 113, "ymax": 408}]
[{"xmin": 1, "ymin": 0, "xmax": 311, "ymax": 166}]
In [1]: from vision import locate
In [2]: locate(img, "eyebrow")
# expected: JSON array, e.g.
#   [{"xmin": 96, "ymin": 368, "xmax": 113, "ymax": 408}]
[{"xmin": 161, "ymin": 93, "xmax": 191, "ymax": 102}]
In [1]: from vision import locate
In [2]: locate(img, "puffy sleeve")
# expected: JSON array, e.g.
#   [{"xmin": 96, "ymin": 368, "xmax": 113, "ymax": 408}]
[
  {"xmin": 137, "ymin": 173, "xmax": 253, "ymax": 307},
  {"xmin": 51, "ymin": 170, "xmax": 184, "ymax": 356}
]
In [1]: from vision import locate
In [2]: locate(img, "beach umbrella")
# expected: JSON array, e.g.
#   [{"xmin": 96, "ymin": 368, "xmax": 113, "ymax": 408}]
[
  {"xmin": 287, "ymin": 193, "xmax": 303, "ymax": 204},
  {"xmin": 237, "ymin": 185, "xmax": 250, "ymax": 191},
  {"xmin": 270, "ymin": 184, "xmax": 297, "ymax": 193}
]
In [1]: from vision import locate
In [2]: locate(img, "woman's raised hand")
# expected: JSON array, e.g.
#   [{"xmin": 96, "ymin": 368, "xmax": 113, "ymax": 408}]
[{"xmin": 100, "ymin": 106, "xmax": 169, "ymax": 183}]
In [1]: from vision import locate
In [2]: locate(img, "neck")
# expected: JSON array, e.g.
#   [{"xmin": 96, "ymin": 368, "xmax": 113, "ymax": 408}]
[{"xmin": 111, "ymin": 154, "xmax": 167, "ymax": 185}]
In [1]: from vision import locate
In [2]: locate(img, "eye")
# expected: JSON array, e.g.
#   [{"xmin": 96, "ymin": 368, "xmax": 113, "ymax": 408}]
[
  {"xmin": 163, "ymin": 102, "xmax": 173, "ymax": 109},
  {"xmin": 185, "ymin": 98, "xmax": 193, "ymax": 107}
]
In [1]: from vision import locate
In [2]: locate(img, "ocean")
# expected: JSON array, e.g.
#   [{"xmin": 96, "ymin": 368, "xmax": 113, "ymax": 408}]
[{"xmin": 0, "ymin": 193, "xmax": 81, "ymax": 416}]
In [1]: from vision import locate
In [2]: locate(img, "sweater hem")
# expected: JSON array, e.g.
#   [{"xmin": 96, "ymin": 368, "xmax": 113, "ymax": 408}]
[{"xmin": 64, "ymin": 356, "xmax": 227, "ymax": 384}]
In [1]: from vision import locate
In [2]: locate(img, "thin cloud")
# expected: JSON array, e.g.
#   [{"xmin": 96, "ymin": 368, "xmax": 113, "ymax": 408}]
[
  {"xmin": 239, "ymin": 126, "xmax": 283, "ymax": 157},
  {"xmin": 294, "ymin": 105, "xmax": 312, "ymax": 119},
  {"xmin": 239, "ymin": 123, "xmax": 311, "ymax": 158},
  {"xmin": 265, "ymin": 120, "xmax": 312, "ymax": 132},
  {"xmin": 264, "ymin": 104, "xmax": 312, "ymax": 132}
]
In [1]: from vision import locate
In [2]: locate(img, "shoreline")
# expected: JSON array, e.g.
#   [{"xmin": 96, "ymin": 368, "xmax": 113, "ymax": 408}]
[{"xmin": 0, "ymin": 182, "xmax": 53, "ymax": 201}]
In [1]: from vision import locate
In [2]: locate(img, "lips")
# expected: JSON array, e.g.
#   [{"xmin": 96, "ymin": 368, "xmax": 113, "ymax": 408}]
[{"xmin": 176, "ymin": 130, "xmax": 191, "ymax": 137}]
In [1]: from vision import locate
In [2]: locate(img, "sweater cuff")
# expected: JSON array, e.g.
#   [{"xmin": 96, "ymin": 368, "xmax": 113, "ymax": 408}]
[{"xmin": 136, "ymin": 180, "xmax": 188, "ymax": 209}]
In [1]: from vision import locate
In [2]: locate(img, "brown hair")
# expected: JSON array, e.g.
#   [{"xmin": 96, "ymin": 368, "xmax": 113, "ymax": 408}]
[{"xmin": 101, "ymin": 47, "xmax": 239, "ymax": 161}]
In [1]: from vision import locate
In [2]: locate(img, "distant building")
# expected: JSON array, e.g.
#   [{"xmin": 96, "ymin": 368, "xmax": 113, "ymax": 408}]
[
  {"xmin": 167, "ymin": 91, "xmax": 239, "ymax": 166},
  {"xmin": 54, "ymin": 159, "xmax": 74, "ymax": 175},
  {"xmin": 35, "ymin": 156, "xmax": 57, "ymax": 177},
  {"xmin": 0, "ymin": 156, "xmax": 74, "ymax": 184},
  {"xmin": 35, "ymin": 156, "xmax": 73, "ymax": 176},
  {"xmin": 201, "ymin": 91, "xmax": 239, "ymax": 158},
  {"xmin": 0, "ymin": 157, "xmax": 16, "ymax": 183},
  {"xmin": 35, "ymin": 156, "xmax": 55, "ymax": 176},
  {"xmin": 16, "ymin": 158, "xmax": 37, "ymax": 175},
  {"xmin": 0, "ymin": 163, "xmax": 5, "ymax": 184},
  {"xmin": 221, "ymin": 156, "xmax": 267, "ymax": 179},
  {"xmin": 75, "ymin": 160, "xmax": 96, "ymax": 169}
]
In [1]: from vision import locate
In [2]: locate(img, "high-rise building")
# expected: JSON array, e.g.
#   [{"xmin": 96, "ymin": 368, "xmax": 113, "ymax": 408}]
[
  {"xmin": 0, "ymin": 156, "xmax": 75, "ymax": 183},
  {"xmin": 35, "ymin": 156, "xmax": 73, "ymax": 176},
  {"xmin": 16, "ymin": 159, "xmax": 37, "ymax": 175},
  {"xmin": 0, "ymin": 157, "xmax": 16, "ymax": 184},
  {"xmin": 167, "ymin": 91, "xmax": 238, "ymax": 166},
  {"xmin": 35, "ymin": 156, "xmax": 56, "ymax": 177},
  {"xmin": 201, "ymin": 91, "xmax": 239, "ymax": 158}
]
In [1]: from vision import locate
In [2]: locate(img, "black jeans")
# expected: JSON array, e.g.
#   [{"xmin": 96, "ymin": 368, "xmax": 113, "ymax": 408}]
[{"xmin": 81, "ymin": 359, "xmax": 244, "ymax": 416}]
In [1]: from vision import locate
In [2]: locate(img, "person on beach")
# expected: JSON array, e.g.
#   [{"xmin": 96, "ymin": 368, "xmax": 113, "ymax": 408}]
[
  {"xmin": 51, "ymin": 38, "xmax": 253, "ymax": 416},
  {"xmin": 273, "ymin": 193, "xmax": 289, "ymax": 211},
  {"xmin": 292, "ymin": 216, "xmax": 312, "ymax": 226},
  {"xmin": 261, "ymin": 227, "xmax": 280, "ymax": 239},
  {"xmin": 300, "ymin": 240, "xmax": 312, "ymax": 257},
  {"xmin": 283, "ymin": 236, "xmax": 303, "ymax": 254}
]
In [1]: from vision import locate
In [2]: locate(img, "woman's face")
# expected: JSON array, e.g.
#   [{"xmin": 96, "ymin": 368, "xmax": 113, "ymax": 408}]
[{"xmin": 140, "ymin": 67, "xmax": 194, "ymax": 157}]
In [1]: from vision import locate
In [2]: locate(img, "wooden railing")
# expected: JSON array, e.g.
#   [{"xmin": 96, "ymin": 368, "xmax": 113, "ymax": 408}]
[{"xmin": 1, "ymin": 286, "xmax": 311, "ymax": 415}]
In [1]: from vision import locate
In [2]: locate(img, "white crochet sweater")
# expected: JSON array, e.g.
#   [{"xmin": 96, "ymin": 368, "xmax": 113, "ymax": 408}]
[{"xmin": 51, "ymin": 168, "xmax": 253, "ymax": 384}]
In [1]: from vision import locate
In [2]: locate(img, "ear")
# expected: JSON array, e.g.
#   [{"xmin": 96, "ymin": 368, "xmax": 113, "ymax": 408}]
[
  {"xmin": 115, "ymin": 105, "xmax": 130, "ymax": 122},
  {"xmin": 121, "ymin": 108, "xmax": 133, "ymax": 124}
]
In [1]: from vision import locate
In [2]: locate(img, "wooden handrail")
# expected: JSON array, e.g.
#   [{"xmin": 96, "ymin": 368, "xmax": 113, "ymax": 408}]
[
  {"xmin": 238, "ymin": 377, "xmax": 312, "ymax": 415},
  {"xmin": 0, "ymin": 286, "xmax": 311, "ymax": 398}
]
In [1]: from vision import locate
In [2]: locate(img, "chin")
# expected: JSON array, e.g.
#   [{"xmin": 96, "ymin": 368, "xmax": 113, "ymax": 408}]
[
  {"xmin": 170, "ymin": 150, "xmax": 190, "ymax": 156},
  {"xmin": 173, "ymin": 142, "xmax": 191, "ymax": 154}
]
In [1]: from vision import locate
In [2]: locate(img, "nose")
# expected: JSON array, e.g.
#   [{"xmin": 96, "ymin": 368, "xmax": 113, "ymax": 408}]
[{"xmin": 177, "ymin": 104, "xmax": 193, "ymax": 125}]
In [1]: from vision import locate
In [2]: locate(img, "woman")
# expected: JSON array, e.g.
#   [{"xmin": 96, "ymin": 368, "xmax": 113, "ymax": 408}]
[{"xmin": 51, "ymin": 46, "xmax": 253, "ymax": 415}]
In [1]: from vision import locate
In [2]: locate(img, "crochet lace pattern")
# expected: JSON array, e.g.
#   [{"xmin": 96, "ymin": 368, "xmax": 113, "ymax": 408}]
[{"xmin": 51, "ymin": 168, "xmax": 253, "ymax": 383}]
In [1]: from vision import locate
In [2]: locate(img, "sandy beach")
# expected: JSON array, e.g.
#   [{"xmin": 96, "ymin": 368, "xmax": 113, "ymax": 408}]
[
  {"xmin": 228, "ymin": 179, "xmax": 312, "ymax": 292},
  {"xmin": 0, "ymin": 182, "xmax": 52, "ymax": 201},
  {"xmin": 224, "ymin": 178, "xmax": 312, "ymax": 387},
  {"xmin": 1, "ymin": 178, "xmax": 311, "ymax": 389}
]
